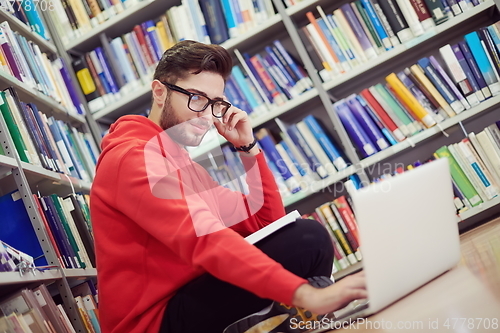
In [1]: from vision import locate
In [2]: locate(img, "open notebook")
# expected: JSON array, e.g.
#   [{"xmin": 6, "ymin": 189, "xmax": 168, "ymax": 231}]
[{"xmin": 244, "ymin": 210, "xmax": 300, "ymax": 244}]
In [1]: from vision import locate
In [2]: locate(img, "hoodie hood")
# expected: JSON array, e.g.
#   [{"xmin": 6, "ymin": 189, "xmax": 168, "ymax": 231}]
[{"xmin": 98, "ymin": 115, "xmax": 186, "ymax": 168}]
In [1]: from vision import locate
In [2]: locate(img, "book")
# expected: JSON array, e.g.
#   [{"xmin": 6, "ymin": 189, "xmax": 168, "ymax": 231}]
[{"xmin": 244, "ymin": 210, "xmax": 300, "ymax": 244}]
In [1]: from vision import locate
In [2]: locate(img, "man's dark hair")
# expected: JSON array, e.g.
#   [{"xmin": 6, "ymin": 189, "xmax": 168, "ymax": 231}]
[{"xmin": 153, "ymin": 40, "xmax": 233, "ymax": 84}]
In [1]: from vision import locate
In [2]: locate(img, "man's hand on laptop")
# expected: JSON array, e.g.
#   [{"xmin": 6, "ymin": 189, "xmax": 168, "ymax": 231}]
[{"xmin": 292, "ymin": 271, "xmax": 367, "ymax": 315}]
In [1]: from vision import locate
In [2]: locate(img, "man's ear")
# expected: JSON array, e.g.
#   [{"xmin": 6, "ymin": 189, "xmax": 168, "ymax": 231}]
[{"xmin": 151, "ymin": 80, "xmax": 167, "ymax": 108}]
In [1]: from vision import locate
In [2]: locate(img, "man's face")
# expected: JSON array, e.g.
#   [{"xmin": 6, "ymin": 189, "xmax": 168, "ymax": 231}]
[{"xmin": 159, "ymin": 71, "xmax": 225, "ymax": 147}]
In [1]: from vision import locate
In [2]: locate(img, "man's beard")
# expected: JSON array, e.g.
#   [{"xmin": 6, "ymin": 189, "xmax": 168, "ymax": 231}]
[{"xmin": 159, "ymin": 100, "xmax": 210, "ymax": 147}]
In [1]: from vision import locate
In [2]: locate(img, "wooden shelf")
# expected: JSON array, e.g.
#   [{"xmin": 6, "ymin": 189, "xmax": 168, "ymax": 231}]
[{"xmin": 0, "ymin": 8, "xmax": 57, "ymax": 54}]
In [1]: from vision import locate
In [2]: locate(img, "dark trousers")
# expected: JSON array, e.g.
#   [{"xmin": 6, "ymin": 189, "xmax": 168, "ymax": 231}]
[{"xmin": 159, "ymin": 219, "xmax": 334, "ymax": 333}]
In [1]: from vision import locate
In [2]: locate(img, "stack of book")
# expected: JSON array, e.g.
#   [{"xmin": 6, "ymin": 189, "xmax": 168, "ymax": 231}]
[
  {"xmin": 0, "ymin": 21, "xmax": 84, "ymax": 116},
  {"xmin": 48, "ymin": 0, "xmax": 277, "ymax": 47},
  {"xmin": 0, "ymin": 281, "xmax": 99, "ymax": 333},
  {"xmin": 303, "ymin": 0, "xmax": 487, "ymax": 79},
  {"xmin": 0, "ymin": 87, "xmax": 98, "ymax": 183},
  {"xmin": 0, "ymin": 189, "xmax": 95, "ymax": 270},
  {"xmin": 434, "ymin": 121, "xmax": 500, "ymax": 214},
  {"xmin": 302, "ymin": 196, "xmax": 362, "ymax": 275},
  {"xmin": 1, "ymin": 0, "xmax": 50, "ymax": 40},
  {"xmin": 332, "ymin": 22, "xmax": 500, "ymax": 160}
]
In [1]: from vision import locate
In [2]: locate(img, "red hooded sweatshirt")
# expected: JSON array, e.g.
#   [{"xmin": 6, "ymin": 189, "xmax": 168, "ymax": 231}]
[{"xmin": 90, "ymin": 115, "xmax": 307, "ymax": 333}]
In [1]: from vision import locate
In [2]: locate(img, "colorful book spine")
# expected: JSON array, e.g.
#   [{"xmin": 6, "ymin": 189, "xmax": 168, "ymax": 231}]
[
  {"xmin": 345, "ymin": 94, "xmax": 390, "ymax": 151},
  {"xmin": 303, "ymin": 115, "xmax": 349, "ymax": 170},
  {"xmin": 464, "ymin": 31, "xmax": 500, "ymax": 96},
  {"xmin": 458, "ymin": 40, "xmax": 492, "ymax": 99},
  {"xmin": 333, "ymin": 99, "xmax": 378, "ymax": 158},
  {"xmin": 340, "ymin": 3, "xmax": 377, "ymax": 59},
  {"xmin": 361, "ymin": 0, "xmax": 392, "ymax": 50}
]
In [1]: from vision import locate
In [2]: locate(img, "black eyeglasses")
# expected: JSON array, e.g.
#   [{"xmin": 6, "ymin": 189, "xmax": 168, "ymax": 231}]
[{"xmin": 162, "ymin": 82, "xmax": 231, "ymax": 118}]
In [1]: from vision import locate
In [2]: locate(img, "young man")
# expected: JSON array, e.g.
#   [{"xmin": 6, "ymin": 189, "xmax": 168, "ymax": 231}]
[{"xmin": 90, "ymin": 40, "xmax": 366, "ymax": 333}]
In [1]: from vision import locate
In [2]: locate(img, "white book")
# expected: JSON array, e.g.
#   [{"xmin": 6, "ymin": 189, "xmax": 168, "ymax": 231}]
[
  {"xmin": 275, "ymin": 143, "xmax": 304, "ymax": 188},
  {"xmin": 305, "ymin": 24, "xmax": 340, "ymax": 77},
  {"xmin": 458, "ymin": 140, "xmax": 499, "ymax": 200},
  {"xmin": 439, "ymin": 44, "xmax": 480, "ymax": 107},
  {"xmin": 395, "ymin": 0, "xmax": 424, "ymax": 37},
  {"xmin": 477, "ymin": 130, "xmax": 500, "ymax": 180},
  {"xmin": 245, "ymin": 210, "xmax": 300, "ymax": 244},
  {"xmin": 296, "ymin": 121, "xmax": 337, "ymax": 176},
  {"xmin": 334, "ymin": 9, "xmax": 368, "ymax": 64},
  {"xmin": 468, "ymin": 132, "xmax": 500, "ymax": 186},
  {"xmin": 449, "ymin": 144, "xmax": 488, "ymax": 202}
]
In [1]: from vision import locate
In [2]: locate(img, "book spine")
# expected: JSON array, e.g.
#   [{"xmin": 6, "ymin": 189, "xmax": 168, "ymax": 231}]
[
  {"xmin": 356, "ymin": 95, "xmax": 398, "ymax": 145},
  {"xmin": 408, "ymin": 0, "xmax": 435, "ymax": 30},
  {"xmin": 386, "ymin": 72, "xmax": 436, "ymax": 127},
  {"xmin": 458, "ymin": 40, "xmax": 492, "ymax": 99},
  {"xmin": 334, "ymin": 99, "xmax": 378, "ymax": 157},
  {"xmin": 361, "ymin": 0, "xmax": 392, "ymax": 50},
  {"xmin": 303, "ymin": 114, "xmax": 349, "ymax": 170},
  {"xmin": 287, "ymin": 124, "xmax": 328, "ymax": 179},
  {"xmin": 345, "ymin": 94, "xmax": 390, "ymax": 150},
  {"xmin": 440, "ymin": 44, "xmax": 480, "ymax": 106},
  {"xmin": 395, "ymin": 0, "xmax": 425, "ymax": 36},
  {"xmin": 377, "ymin": 0, "xmax": 414, "ymax": 43},
  {"xmin": 423, "ymin": 0, "xmax": 448, "ymax": 25},
  {"xmin": 353, "ymin": 1, "xmax": 383, "ymax": 51},
  {"xmin": 199, "ymin": 0, "xmax": 230, "ymax": 44},
  {"xmin": 429, "ymin": 55, "xmax": 470, "ymax": 110},
  {"xmin": 464, "ymin": 31, "xmax": 500, "ymax": 96},
  {"xmin": 340, "ymin": 3, "xmax": 377, "ymax": 59},
  {"xmin": 256, "ymin": 129, "xmax": 301, "ymax": 193}
]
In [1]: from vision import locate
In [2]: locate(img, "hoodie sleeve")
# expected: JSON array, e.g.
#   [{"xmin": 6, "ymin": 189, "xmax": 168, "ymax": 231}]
[{"xmin": 113, "ymin": 147, "xmax": 307, "ymax": 306}]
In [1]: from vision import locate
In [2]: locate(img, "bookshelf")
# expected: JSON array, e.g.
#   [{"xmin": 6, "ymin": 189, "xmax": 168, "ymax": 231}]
[
  {"xmin": 8, "ymin": 0, "xmax": 498, "ymax": 331},
  {"xmin": 0, "ymin": 8, "xmax": 57, "ymax": 54},
  {"xmin": 0, "ymin": 7, "xmax": 99, "ymax": 333}
]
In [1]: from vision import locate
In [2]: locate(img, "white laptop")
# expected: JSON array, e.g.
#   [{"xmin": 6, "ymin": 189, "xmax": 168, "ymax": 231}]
[{"xmin": 315, "ymin": 158, "xmax": 461, "ymax": 330}]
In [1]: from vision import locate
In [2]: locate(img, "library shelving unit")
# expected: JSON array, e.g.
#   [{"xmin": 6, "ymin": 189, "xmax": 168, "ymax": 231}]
[
  {"xmin": 0, "ymin": 8, "xmax": 97, "ymax": 333},
  {"xmin": 43, "ymin": 0, "xmax": 500, "ymax": 301},
  {"xmin": 63, "ymin": 0, "xmax": 500, "ymax": 232}
]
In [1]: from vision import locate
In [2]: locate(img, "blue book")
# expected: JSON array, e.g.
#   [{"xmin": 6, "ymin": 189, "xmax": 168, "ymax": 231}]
[
  {"xmin": 143, "ymin": 21, "xmax": 163, "ymax": 62},
  {"xmin": 269, "ymin": 45, "xmax": 308, "ymax": 93},
  {"xmin": 231, "ymin": 66, "xmax": 261, "ymax": 111},
  {"xmin": 334, "ymin": 99, "xmax": 378, "ymax": 158},
  {"xmin": 229, "ymin": 0, "xmax": 244, "ymax": 32},
  {"xmin": 458, "ymin": 40, "xmax": 492, "ymax": 99},
  {"xmin": 110, "ymin": 38, "xmax": 136, "ymax": 85},
  {"xmin": 0, "ymin": 190, "xmax": 48, "ymax": 267},
  {"xmin": 417, "ymin": 57, "xmax": 464, "ymax": 114},
  {"xmin": 20, "ymin": 2, "xmax": 49, "ymax": 40},
  {"xmin": 199, "ymin": 0, "xmax": 230, "ymax": 44},
  {"xmin": 273, "ymin": 40, "xmax": 312, "ymax": 89},
  {"xmin": 347, "ymin": 94, "xmax": 390, "ymax": 151},
  {"xmin": 261, "ymin": 53, "xmax": 294, "ymax": 100},
  {"xmin": 256, "ymin": 129, "xmax": 301, "ymax": 193},
  {"xmin": 451, "ymin": 44, "xmax": 484, "ymax": 101},
  {"xmin": 95, "ymin": 47, "xmax": 119, "ymax": 95},
  {"xmin": 265, "ymin": 46, "xmax": 298, "ymax": 94},
  {"xmin": 303, "ymin": 115, "xmax": 349, "ymax": 170},
  {"xmin": 281, "ymin": 140, "xmax": 308, "ymax": 177},
  {"xmin": 356, "ymin": 95, "xmax": 397, "ymax": 146},
  {"xmin": 360, "ymin": 0, "xmax": 392, "ymax": 50},
  {"xmin": 243, "ymin": 53, "xmax": 274, "ymax": 104},
  {"xmin": 464, "ymin": 31, "xmax": 500, "ymax": 94},
  {"xmin": 220, "ymin": 0, "xmax": 238, "ymax": 38},
  {"xmin": 287, "ymin": 124, "xmax": 328, "ymax": 179},
  {"xmin": 316, "ymin": 18, "xmax": 348, "ymax": 66},
  {"xmin": 225, "ymin": 76, "xmax": 252, "ymax": 113}
]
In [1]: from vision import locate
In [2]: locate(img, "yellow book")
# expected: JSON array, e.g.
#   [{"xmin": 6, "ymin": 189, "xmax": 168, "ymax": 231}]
[
  {"xmin": 155, "ymin": 21, "xmax": 170, "ymax": 53},
  {"xmin": 386, "ymin": 73, "xmax": 436, "ymax": 128},
  {"xmin": 409, "ymin": 65, "xmax": 455, "ymax": 118}
]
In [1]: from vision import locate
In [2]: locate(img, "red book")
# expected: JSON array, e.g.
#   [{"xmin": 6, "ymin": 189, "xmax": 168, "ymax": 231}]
[
  {"xmin": 33, "ymin": 195, "xmax": 65, "ymax": 268},
  {"xmin": 249, "ymin": 55, "xmax": 285, "ymax": 106},
  {"xmin": 311, "ymin": 211, "xmax": 345, "ymax": 263},
  {"xmin": 333, "ymin": 196, "xmax": 360, "ymax": 245},
  {"xmin": 132, "ymin": 26, "xmax": 154, "ymax": 68},
  {"xmin": 360, "ymin": 88, "xmax": 406, "ymax": 142}
]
